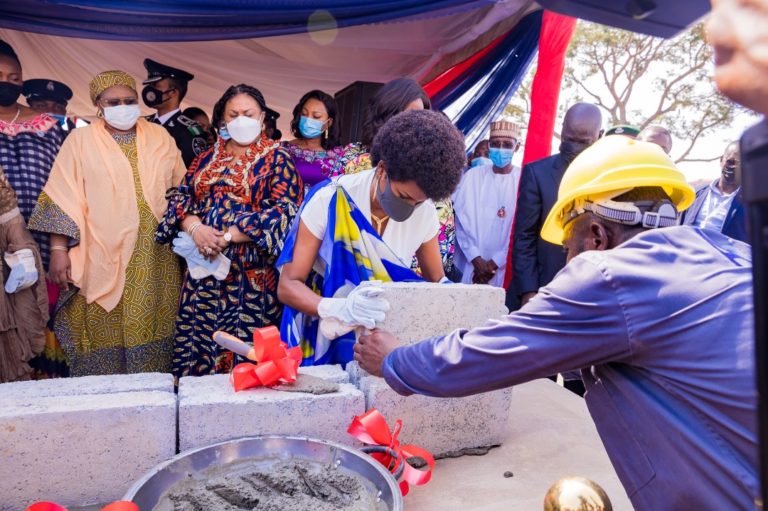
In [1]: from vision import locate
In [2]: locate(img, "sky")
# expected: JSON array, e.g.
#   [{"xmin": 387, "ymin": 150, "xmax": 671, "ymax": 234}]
[{"xmin": 496, "ymin": 20, "xmax": 762, "ymax": 184}]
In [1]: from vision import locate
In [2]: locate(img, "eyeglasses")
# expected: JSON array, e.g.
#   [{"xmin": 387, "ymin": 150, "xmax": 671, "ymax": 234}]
[
  {"xmin": 489, "ymin": 139, "xmax": 518, "ymax": 149},
  {"xmin": 99, "ymin": 97, "xmax": 138, "ymax": 107}
]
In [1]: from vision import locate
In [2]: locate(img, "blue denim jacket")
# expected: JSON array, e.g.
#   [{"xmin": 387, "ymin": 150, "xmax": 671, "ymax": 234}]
[{"xmin": 383, "ymin": 226, "xmax": 758, "ymax": 511}]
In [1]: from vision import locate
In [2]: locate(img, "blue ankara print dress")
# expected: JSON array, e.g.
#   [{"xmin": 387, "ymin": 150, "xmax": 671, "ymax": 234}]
[{"xmin": 157, "ymin": 135, "xmax": 303, "ymax": 381}]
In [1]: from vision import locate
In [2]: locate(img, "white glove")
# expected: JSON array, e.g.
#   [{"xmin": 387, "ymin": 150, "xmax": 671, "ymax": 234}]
[
  {"xmin": 317, "ymin": 283, "xmax": 390, "ymax": 339},
  {"xmin": 4, "ymin": 248, "xmax": 38, "ymax": 294},
  {"xmin": 172, "ymin": 232, "xmax": 231, "ymax": 281}
]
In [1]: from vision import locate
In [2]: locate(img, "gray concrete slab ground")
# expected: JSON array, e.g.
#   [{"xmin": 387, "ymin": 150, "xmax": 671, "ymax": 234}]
[{"xmin": 404, "ymin": 378, "xmax": 634, "ymax": 511}]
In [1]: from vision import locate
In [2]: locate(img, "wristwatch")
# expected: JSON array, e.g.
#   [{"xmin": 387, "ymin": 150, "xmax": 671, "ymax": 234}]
[{"xmin": 223, "ymin": 231, "xmax": 233, "ymax": 243}]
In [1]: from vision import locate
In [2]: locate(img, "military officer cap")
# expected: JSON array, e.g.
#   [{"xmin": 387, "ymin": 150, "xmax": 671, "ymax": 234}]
[
  {"xmin": 604, "ymin": 124, "xmax": 640, "ymax": 138},
  {"xmin": 142, "ymin": 58, "xmax": 195, "ymax": 85},
  {"xmin": 265, "ymin": 107, "xmax": 280, "ymax": 121},
  {"xmin": 22, "ymin": 79, "xmax": 73, "ymax": 105}
]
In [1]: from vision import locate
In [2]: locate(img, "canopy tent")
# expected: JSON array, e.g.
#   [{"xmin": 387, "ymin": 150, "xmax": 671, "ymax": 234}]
[{"xmin": 0, "ymin": 0, "xmax": 539, "ymax": 141}]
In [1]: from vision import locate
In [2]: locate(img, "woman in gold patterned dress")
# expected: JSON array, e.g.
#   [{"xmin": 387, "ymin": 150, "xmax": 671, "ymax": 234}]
[{"xmin": 28, "ymin": 71, "xmax": 186, "ymax": 376}]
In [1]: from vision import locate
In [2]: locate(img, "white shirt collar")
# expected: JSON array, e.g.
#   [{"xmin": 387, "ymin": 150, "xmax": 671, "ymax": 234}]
[
  {"xmin": 708, "ymin": 178, "xmax": 739, "ymax": 198},
  {"xmin": 155, "ymin": 108, "xmax": 180, "ymax": 126}
]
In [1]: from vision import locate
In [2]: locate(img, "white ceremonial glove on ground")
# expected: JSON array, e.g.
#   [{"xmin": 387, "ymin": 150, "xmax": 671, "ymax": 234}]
[
  {"xmin": 4, "ymin": 248, "xmax": 38, "ymax": 294},
  {"xmin": 317, "ymin": 283, "xmax": 390, "ymax": 339}
]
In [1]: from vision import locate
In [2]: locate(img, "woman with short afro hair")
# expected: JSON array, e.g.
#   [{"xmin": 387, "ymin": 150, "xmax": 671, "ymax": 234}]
[
  {"xmin": 277, "ymin": 109, "xmax": 465, "ymax": 366},
  {"xmin": 370, "ymin": 109, "xmax": 464, "ymax": 202}
]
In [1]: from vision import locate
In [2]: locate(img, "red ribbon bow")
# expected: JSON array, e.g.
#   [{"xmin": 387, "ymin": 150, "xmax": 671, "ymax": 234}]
[
  {"xmin": 347, "ymin": 409, "xmax": 435, "ymax": 495},
  {"xmin": 229, "ymin": 326, "xmax": 302, "ymax": 391},
  {"xmin": 25, "ymin": 502, "xmax": 137, "ymax": 511}
]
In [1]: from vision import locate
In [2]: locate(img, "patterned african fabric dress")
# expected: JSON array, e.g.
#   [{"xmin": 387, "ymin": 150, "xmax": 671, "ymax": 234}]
[
  {"xmin": 28, "ymin": 132, "xmax": 182, "ymax": 376},
  {"xmin": 157, "ymin": 135, "xmax": 303, "ymax": 381},
  {"xmin": 0, "ymin": 113, "xmax": 64, "ymax": 268},
  {"xmin": 281, "ymin": 141, "xmax": 364, "ymax": 191}
]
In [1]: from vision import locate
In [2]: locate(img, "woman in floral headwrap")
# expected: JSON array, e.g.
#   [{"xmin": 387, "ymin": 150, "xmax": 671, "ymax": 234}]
[{"xmin": 28, "ymin": 70, "xmax": 186, "ymax": 376}]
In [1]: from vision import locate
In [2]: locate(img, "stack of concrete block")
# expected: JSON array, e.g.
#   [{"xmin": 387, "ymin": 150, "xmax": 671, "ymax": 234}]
[
  {"xmin": 0, "ymin": 373, "xmax": 176, "ymax": 511},
  {"xmin": 353, "ymin": 282, "xmax": 513, "ymax": 455},
  {"xmin": 177, "ymin": 365, "xmax": 365, "ymax": 451}
]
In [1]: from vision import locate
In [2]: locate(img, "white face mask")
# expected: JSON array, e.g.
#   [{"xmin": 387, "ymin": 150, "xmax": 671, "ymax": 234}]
[
  {"xmin": 226, "ymin": 115, "xmax": 262, "ymax": 145},
  {"xmin": 102, "ymin": 104, "xmax": 141, "ymax": 131}
]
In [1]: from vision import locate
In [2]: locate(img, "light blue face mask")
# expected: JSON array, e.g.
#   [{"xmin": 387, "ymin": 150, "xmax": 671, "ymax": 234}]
[
  {"xmin": 470, "ymin": 156, "xmax": 493, "ymax": 168},
  {"xmin": 49, "ymin": 113, "xmax": 67, "ymax": 127},
  {"xmin": 219, "ymin": 126, "xmax": 231, "ymax": 141},
  {"xmin": 489, "ymin": 147, "xmax": 514, "ymax": 168},
  {"xmin": 299, "ymin": 116, "xmax": 326, "ymax": 138}
]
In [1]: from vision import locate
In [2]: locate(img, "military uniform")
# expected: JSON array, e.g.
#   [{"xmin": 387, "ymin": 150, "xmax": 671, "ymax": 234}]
[
  {"xmin": 147, "ymin": 110, "xmax": 207, "ymax": 167},
  {"xmin": 142, "ymin": 59, "xmax": 207, "ymax": 167}
]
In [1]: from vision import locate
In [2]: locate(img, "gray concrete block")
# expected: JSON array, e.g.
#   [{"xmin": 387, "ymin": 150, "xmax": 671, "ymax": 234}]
[
  {"xmin": 0, "ymin": 391, "xmax": 176, "ymax": 511},
  {"xmin": 178, "ymin": 370, "xmax": 365, "ymax": 452},
  {"xmin": 347, "ymin": 283, "xmax": 514, "ymax": 455},
  {"xmin": 378, "ymin": 282, "xmax": 508, "ymax": 344},
  {"xmin": 359, "ymin": 375, "xmax": 513, "ymax": 456},
  {"xmin": 0, "ymin": 372, "xmax": 174, "ymax": 404}
]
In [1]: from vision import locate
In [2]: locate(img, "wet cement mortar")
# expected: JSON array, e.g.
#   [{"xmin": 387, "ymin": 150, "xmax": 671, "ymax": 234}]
[
  {"xmin": 157, "ymin": 460, "xmax": 379, "ymax": 511},
  {"xmin": 275, "ymin": 374, "xmax": 340, "ymax": 395}
]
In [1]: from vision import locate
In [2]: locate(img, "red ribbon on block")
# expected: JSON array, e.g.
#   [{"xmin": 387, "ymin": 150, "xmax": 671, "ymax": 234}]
[
  {"xmin": 26, "ymin": 502, "xmax": 137, "ymax": 511},
  {"xmin": 227, "ymin": 326, "xmax": 302, "ymax": 392},
  {"xmin": 347, "ymin": 409, "xmax": 435, "ymax": 496}
]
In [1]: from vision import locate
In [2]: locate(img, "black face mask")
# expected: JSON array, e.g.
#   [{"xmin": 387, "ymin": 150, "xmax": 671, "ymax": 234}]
[
  {"xmin": 142, "ymin": 85, "xmax": 173, "ymax": 108},
  {"xmin": 0, "ymin": 82, "xmax": 21, "ymax": 107},
  {"xmin": 559, "ymin": 140, "xmax": 591, "ymax": 164},
  {"xmin": 721, "ymin": 159, "xmax": 738, "ymax": 183}
]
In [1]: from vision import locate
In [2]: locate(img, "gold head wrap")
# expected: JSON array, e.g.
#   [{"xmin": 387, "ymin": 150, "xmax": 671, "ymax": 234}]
[{"xmin": 88, "ymin": 70, "xmax": 136, "ymax": 104}]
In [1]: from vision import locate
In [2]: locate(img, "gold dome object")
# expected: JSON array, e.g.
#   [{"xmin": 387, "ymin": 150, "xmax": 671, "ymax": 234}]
[{"xmin": 543, "ymin": 476, "xmax": 613, "ymax": 511}]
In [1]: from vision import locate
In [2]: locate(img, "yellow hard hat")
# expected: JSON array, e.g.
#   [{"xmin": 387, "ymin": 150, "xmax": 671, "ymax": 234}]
[{"xmin": 541, "ymin": 136, "xmax": 695, "ymax": 245}]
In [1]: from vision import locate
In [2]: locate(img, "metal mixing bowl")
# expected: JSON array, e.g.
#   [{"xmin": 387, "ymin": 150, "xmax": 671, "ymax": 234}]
[{"xmin": 122, "ymin": 435, "xmax": 403, "ymax": 510}]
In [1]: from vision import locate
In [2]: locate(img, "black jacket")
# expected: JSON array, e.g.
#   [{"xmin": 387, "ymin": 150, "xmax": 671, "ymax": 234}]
[
  {"xmin": 680, "ymin": 182, "xmax": 748, "ymax": 244},
  {"xmin": 509, "ymin": 153, "xmax": 568, "ymax": 308},
  {"xmin": 148, "ymin": 111, "xmax": 208, "ymax": 168}
]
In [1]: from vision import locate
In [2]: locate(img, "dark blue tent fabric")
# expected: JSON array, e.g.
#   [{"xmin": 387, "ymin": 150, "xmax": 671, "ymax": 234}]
[
  {"xmin": 435, "ymin": 10, "xmax": 542, "ymax": 154},
  {"xmin": 0, "ymin": 0, "xmax": 495, "ymax": 41}
]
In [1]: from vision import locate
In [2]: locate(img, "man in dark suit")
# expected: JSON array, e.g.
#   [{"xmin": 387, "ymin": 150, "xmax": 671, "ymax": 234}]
[
  {"xmin": 680, "ymin": 141, "xmax": 748, "ymax": 243},
  {"xmin": 510, "ymin": 103, "xmax": 602, "ymax": 310}
]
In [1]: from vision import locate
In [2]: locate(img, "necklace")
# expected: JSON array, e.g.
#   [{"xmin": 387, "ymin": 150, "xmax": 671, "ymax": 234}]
[
  {"xmin": 370, "ymin": 171, "xmax": 389, "ymax": 236},
  {"xmin": 111, "ymin": 131, "xmax": 136, "ymax": 144},
  {"xmin": 1, "ymin": 107, "xmax": 21, "ymax": 124}
]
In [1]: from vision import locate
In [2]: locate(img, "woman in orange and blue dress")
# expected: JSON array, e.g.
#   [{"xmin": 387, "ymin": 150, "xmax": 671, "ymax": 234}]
[{"xmin": 157, "ymin": 84, "xmax": 303, "ymax": 380}]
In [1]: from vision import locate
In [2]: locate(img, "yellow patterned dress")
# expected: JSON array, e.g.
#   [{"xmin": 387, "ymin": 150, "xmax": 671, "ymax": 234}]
[{"xmin": 29, "ymin": 133, "xmax": 181, "ymax": 376}]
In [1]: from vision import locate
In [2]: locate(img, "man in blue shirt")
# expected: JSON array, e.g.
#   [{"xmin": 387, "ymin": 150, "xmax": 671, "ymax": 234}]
[{"xmin": 355, "ymin": 136, "xmax": 759, "ymax": 511}]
